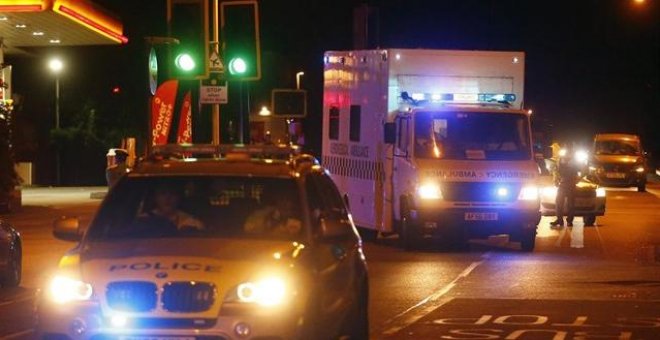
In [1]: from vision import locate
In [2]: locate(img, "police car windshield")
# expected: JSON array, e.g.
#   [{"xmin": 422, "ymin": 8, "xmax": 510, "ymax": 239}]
[
  {"xmin": 414, "ymin": 111, "xmax": 531, "ymax": 161},
  {"xmin": 87, "ymin": 176, "xmax": 304, "ymax": 241},
  {"xmin": 594, "ymin": 140, "xmax": 640, "ymax": 156}
]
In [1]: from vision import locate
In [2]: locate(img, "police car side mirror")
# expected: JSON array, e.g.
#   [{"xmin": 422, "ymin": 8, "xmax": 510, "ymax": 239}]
[
  {"xmin": 319, "ymin": 217, "xmax": 351, "ymax": 240},
  {"xmin": 53, "ymin": 216, "xmax": 83, "ymax": 242},
  {"xmin": 384, "ymin": 122, "xmax": 396, "ymax": 144}
]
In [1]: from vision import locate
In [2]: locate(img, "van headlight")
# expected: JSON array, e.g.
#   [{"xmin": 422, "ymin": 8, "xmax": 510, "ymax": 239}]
[
  {"xmin": 596, "ymin": 188, "xmax": 606, "ymax": 197},
  {"xmin": 635, "ymin": 166, "xmax": 645, "ymax": 173},
  {"xmin": 236, "ymin": 277, "xmax": 287, "ymax": 307},
  {"xmin": 417, "ymin": 182, "xmax": 442, "ymax": 200},
  {"xmin": 48, "ymin": 275, "xmax": 93, "ymax": 304},
  {"xmin": 518, "ymin": 186, "xmax": 539, "ymax": 201},
  {"xmin": 574, "ymin": 150, "xmax": 589, "ymax": 164}
]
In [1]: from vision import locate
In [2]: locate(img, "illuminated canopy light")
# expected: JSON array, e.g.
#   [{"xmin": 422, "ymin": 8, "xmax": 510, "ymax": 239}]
[
  {"xmin": 54, "ymin": 2, "xmax": 128, "ymax": 44},
  {"xmin": 228, "ymin": 57, "xmax": 248, "ymax": 75}
]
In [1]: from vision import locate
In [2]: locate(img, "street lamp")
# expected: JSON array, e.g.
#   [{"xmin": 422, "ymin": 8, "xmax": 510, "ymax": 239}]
[
  {"xmin": 296, "ymin": 71, "xmax": 304, "ymax": 90},
  {"xmin": 48, "ymin": 57, "xmax": 63, "ymax": 185}
]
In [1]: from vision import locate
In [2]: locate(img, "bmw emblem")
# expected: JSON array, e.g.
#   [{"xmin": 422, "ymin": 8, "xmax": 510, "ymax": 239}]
[{"xmin": 155, "ymin": 272, "xmax": 168, "ymax": 279}]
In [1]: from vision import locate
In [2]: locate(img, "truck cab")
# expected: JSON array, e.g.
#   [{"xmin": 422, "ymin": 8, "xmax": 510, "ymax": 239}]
[
  {"xmin": 322, "ymin": 48, "xmax": 541, "ymax": 251},
  {"xmin": 389, "ymin": 102, "xmax": 540, "ymax": 250}
]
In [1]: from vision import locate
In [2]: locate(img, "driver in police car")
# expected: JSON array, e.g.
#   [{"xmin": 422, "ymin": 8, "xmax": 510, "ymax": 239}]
[{"xmin": 149, "ymin": 185, "xmax": 204, "ymax": 230}]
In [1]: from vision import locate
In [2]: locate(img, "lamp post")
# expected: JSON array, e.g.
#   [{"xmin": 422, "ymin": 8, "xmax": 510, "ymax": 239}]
[
  {"xmin": 295, "ymin": 71, "xmax": 304, "ymax": 90},
  {"xmin": 48, "ymin": 58, "xmax": 63, "ymax": 185}
]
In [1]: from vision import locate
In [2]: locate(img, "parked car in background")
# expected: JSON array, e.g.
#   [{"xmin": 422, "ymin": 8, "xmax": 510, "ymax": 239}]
[
  {"xmin": 539, "ymin": 158, "xmax": 606, "ymax": 226},
  {"xmin": 0, "ymin": 218, "xmax": 21, "ymax": 287},
  {"xmin": 588, "ymin": 133, "xmax": 648, "ymax": 192}
]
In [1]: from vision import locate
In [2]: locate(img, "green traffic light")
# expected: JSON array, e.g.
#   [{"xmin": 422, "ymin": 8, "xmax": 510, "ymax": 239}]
[
  {"xmin": 175, "ymin": 53, "xmax": 196, "ymax": 72},
  {"xmin": 228, "ymin": 57, "xmax": 247, "ymax": 75}
]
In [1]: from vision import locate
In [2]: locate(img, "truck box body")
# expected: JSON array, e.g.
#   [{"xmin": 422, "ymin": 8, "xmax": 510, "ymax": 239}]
[{"xmin": 322, "ymin": 49, "xmax": 540, "ymax": 250}]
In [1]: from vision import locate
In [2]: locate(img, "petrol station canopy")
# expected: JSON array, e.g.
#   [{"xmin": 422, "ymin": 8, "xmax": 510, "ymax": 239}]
[{"xmin": 0, "ymin": 0, "xmax": 127, "ymax": 54}]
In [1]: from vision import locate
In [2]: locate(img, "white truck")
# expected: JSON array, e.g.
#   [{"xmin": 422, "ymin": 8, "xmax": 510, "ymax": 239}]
[{"xmin": 321, "ymin": 49, "xmax": 541, "ymax": 251}]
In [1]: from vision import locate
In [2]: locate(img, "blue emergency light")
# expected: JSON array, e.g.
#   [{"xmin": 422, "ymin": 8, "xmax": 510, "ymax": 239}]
[{"xmin": 404, "ymin": 92, "xmax": 516, "ymax": 104}]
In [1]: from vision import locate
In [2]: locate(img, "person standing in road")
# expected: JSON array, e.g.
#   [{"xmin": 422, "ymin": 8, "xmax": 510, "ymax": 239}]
[{"xmin": 550, "ymin": 145, "xmax": 580, "ymax": 227}]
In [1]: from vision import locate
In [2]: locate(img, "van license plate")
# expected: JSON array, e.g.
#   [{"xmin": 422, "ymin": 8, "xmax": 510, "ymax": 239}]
[
  {"xmin": 605, "ymin": 172, "xmax": 626, "ymax": 179},
  {"xmin": 465, "ymin": 212, "xmax": 498, "ymax": 221}
]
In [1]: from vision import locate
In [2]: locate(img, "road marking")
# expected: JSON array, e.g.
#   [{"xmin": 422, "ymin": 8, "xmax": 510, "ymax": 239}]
[
  {"xmin": 381, "ymin": 252, "xmax": 490, "ymax": 336},
  {"xmin": 0, "ymin": 295, "xmax": 34, "ymax": 307},
  {"xmin": 0, "ymin": 329, "xmax": 34, "ymax": 340}
]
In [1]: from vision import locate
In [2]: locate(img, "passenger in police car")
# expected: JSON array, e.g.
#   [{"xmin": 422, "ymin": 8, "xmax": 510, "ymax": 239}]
[
  {"xmin": 147, "ymin": 185, "xmax": 205, "ymax": 230},
  {"xmin": 243, "ymin": 190, "xmax": 302, "ymax": 237}
]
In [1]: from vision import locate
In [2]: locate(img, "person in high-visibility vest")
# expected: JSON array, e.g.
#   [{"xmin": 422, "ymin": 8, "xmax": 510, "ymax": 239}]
[{"xmin": 550, "ymin": 144, "xmax": 580, "ymax": 228}]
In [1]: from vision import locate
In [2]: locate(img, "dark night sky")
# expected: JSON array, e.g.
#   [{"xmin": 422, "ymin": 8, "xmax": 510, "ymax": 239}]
[{"xmin": 6, "ymin": 0, "xmax": 659, "ymax": 182}]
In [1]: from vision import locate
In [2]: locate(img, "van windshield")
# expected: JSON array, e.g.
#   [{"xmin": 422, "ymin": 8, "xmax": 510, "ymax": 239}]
[
  {"xmin": 414, "ymin": 111, "xmax": 531, "ymax": 161},
  {"xmin": 86, "ymin": 176, "xmax": 304, "ymax": 242},
  {"xmin": 594, "ymin": 140, "xmax": 640, "ymax": 156}
]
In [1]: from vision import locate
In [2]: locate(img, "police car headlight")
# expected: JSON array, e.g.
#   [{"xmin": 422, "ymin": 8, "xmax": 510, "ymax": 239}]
[
  {"xmin": 518, "ymin": 186, "xmax": 539, "ymax": 201},
  {"xmin": 237, "ymin": 277, "xmax": 286, "ymax": 307},
  {"xmin": 49, "ymin": 275, "xmax": 93, "ymax": 304},
  {"xmin": 596, "ymin": 188, "xmax": 606, "ymax": 197},
  {"xmin": 541, "ymin": 186, "xmax": 558, "ymax": 199},
  {"xmin": 417, "ymin": 182, "xmax": 442, "ymax": 200}
]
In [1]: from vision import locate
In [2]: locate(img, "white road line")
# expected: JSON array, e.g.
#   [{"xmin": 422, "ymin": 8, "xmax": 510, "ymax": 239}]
[
  {"xmin": 381, "ymin": 252, "xmax": 490, "ymax": 336},
  {"xmin": 0, "ymin": 329, "xmax": 34, "ymax": 340},
  {"xmin": 0, "ymin": 295, "xmax": 34, "ymax": 307}
]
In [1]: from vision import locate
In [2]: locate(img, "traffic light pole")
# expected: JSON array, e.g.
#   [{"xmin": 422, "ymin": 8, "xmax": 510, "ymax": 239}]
[{"xmin": 212, "ymin": 0, "xmax": 220, "ymax": 145}]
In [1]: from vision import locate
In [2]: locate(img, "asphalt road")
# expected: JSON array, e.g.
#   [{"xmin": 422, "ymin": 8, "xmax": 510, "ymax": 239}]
[{"xmin": 1, "ymin": 184, "xmax": 659, "ymax": 339}]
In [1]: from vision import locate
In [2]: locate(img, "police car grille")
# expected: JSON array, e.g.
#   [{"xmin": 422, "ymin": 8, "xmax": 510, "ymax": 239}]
[
  {"xmin": 442, "ymin": 182, "xmax": 521, "ymax": 202},
  {"xmin": 106, "ymin": 281, "xmax": 157, "ymax": 312},
  {"xmin": 162, "ymin": 281, "xmax": 216, "ymax": 312}
]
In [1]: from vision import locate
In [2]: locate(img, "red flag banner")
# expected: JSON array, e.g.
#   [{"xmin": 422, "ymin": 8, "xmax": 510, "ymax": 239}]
[
  {"xmin": 176, "ymin": 91, "xmax": 193, "ymax": 144},
  {"xmin": 151, "ymin": 80, "xmax": 178, "ymax": 146}
]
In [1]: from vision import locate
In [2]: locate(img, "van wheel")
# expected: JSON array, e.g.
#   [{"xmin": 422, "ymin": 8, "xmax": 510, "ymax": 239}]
[
  {"xmin": 637, "ymin": 182, "xmax": 646, "ymax": 192},
  {"xmin": 400, "ymin": 218, "xmax": 422, "ymax": 251},
  {"xmin": 399, "ymin": 199, "xmax": 421, "ymax": 251},
  {"xmin": 583, "ymin": 215, "xmax": 596, "ymax": 226},
  {"xmin": 518, "ymin": 228, "xmax": 536, "ymax": 252}
]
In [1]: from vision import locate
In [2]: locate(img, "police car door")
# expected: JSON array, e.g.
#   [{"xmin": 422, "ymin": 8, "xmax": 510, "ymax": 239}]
[{"xmin": 306, "ymin": 172, "xmax": 361, "ymax": 329}]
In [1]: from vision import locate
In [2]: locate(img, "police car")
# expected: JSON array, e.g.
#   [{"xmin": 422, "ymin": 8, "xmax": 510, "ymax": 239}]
[{"xmin": 37, "ymin": 144, "xmax": 369, "ymax": 340}]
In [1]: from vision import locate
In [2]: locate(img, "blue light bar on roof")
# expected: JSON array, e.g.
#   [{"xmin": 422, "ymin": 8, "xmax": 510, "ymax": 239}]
[{"xmin": 402, "ymin": 92, "xmax": 517, "ymax": 104}]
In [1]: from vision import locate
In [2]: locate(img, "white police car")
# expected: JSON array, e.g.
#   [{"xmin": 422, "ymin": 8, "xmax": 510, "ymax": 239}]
[{"xmin": 37, "ymin": 144, "xmax": 368, "ymax": 340}]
